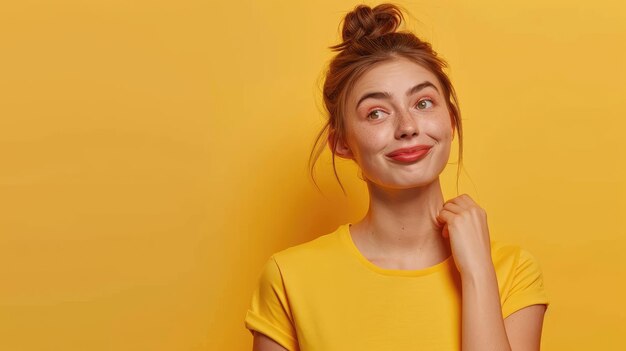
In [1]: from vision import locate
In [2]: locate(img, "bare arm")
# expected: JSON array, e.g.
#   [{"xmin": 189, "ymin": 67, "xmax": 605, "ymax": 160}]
[
  {"xmin": 252, "ymin": 331, "xmax": 289, "ymax": 351},
  {"xmin": 504, "ymin": 304, "xmax": 547, "ymax": 351},
  {"xmin": 461, "ymin": 267, "xmax": 546, "ymax": 351},
  {"xmin": 461, "ymin": 267, "xmax": 511, "ymax": 351}
]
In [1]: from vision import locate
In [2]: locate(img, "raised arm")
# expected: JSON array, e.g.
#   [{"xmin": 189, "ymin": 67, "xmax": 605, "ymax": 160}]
[
  {"xmin": 461, "ymin": 264, "xmax": 547, "ymax": 351},
  {"xmin": 461, "ymin": 267, "xmax": 513, "ymax": 351},
  {"xmin": 436, "ymin": 194, "xmax": 548, "ymax": 350}
]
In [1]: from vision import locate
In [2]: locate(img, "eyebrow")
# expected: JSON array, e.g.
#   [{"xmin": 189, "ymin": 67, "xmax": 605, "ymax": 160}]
[{"xmin": 355, "ymin": 81, "xmax": 440, "ymax": 109}]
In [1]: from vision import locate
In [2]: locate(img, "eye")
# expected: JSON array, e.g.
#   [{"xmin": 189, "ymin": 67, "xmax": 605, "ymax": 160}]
[
  {"xmin": 416, "ymin": 99, "xmax": 434, "ymax": 110},
  {"xmin": 367, "ymin": 109, "xmax": 386, "ymax": 120}
]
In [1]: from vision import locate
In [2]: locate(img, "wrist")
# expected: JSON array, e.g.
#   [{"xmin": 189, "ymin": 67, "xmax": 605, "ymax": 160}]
[{"xmin": 460, "ymin": 262, "xmax": 497, "ymax": 285}]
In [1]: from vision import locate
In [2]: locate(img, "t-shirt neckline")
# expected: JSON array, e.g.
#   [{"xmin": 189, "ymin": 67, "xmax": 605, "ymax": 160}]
[{"xmin": 338, "ymin": 222, "xmax": 453, "ymax": 277}]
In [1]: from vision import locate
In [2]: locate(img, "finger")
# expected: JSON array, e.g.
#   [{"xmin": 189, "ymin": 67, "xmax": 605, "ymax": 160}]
[
  {"xmin": 444, "ymin": 196, "xmax": 466, "ymax": 209},
  {"xmin": 441, "ymin": 201, "xmax": 464, "ymax": 214},
  {"xmin": 436, "ymin": 208, "xmax": 454, "ymax": 225},
  {"xmin": 456, "ymin": 195, "xmax": 487, "ymax": 217},
  {"xmin": 441, "ymin": 225, "xmax": 449, "ymax": 239},
  {"xmin": 457, "ymin": 194, "xmax": 476, "ymax": 207}
]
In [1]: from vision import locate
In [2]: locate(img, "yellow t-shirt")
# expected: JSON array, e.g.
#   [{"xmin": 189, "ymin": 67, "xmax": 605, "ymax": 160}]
[{"xmin": 244, "ymin": 223, "xmax": 550, "ymax": 351}]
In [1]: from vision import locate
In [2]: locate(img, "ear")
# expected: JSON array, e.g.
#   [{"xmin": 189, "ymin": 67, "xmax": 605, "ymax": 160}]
[{"xmin": 328, "ymin": 129, "xmax": 354, "ymax": 160}]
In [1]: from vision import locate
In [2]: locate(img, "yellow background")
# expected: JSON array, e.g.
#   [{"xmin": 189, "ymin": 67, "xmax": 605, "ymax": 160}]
[{"xmin": 1, "ymin": 0, "xmax": 624, "ymax": 350}]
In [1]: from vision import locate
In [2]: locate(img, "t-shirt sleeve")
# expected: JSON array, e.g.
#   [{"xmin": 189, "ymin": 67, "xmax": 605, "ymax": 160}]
[
  {"xmin": 244, "ymin": 255, "xmax": 299, "ymax": 351},
  {"xmin": 501, "ymin": 247, "xmax": 550, "ymax": 319}
]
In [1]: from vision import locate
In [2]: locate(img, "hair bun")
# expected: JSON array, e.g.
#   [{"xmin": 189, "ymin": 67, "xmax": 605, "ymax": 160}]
[{"xmin": 331, "ymin": 4, "xmax": 404, "ymax": 52}]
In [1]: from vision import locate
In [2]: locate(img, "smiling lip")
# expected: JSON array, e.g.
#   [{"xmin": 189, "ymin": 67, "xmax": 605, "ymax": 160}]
[{"xmin": 386, "ymin": 145, "xmax": 432, "ymax": 163}]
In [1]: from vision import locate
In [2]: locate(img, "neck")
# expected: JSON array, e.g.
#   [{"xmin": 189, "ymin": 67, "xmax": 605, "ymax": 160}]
[{"xmin": 355, "ymin": 177, "xmax": 450, "ymax": 260}]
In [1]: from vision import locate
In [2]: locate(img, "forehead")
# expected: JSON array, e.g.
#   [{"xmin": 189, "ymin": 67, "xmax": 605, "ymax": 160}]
[{"xmin": 349, "ymin": 57, "xmax": 441, "ymax": 103}]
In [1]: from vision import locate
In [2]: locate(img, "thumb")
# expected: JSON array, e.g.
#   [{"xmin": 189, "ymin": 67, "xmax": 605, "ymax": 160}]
[
  {"xmin": 441, "ymin": 225, "xmax": 449, "ymax": 239},
  {"xmin": 435, "ymin": 213, "xmax": 444, "ymax": 227}
]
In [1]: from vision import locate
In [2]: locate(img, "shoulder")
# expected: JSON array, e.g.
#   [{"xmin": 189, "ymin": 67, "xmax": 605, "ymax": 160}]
[
  {"xmin": 490, "ymin": 239, "xmax": 546, "ymax": 294},
  {"xmin": 490, "ymin": 240, "xmax": 544, "ymax": 271},
  {"xmin": 270, "ymin": 224, "xmax": 347, "ymax": 273},
  {"xmin": 490, "ymin": 240, "xmax": 549, "ymax": 318}
]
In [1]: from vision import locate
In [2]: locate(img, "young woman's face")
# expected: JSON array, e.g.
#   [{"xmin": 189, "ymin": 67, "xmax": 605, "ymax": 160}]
[{"xmin": 337, "ymin": 57, "xmax": 455, "ymax": 189}]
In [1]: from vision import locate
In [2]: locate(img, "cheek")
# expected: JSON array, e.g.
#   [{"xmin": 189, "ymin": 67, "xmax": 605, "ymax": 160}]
[
  {"xmin": 430, "ymin": 118, "xmax": 454, "ymax": 141},
  {"xmin": 348, "ymin": 126, "xmax": 387, "ymax": 154}
]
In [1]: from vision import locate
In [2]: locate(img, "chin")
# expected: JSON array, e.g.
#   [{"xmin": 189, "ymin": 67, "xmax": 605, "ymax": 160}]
[{"xmin": 369, "ymin": 176, "xmax": 437, "ymax": 190}]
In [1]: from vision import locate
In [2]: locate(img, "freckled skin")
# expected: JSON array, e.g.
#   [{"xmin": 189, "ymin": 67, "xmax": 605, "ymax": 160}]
[{"xmin": 334, "ymin": 57, "xmax": 456, "ymax": 190}]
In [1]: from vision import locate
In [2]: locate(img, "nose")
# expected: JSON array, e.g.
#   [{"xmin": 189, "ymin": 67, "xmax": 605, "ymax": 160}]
[{"xmin": 394, "ymin": 109, "xmax": 418, "ymax": 139}]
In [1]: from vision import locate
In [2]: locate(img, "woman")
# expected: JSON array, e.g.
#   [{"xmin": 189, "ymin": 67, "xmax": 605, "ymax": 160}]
[{"xmin": 245, "ymin": 3, "xmax": 549, "ymax": 351}]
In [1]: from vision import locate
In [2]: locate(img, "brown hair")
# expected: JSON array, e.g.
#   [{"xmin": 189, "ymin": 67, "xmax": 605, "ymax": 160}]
[{"xmin": 309, "ymin": 3, "xmax": 464, "ymax": 195}]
